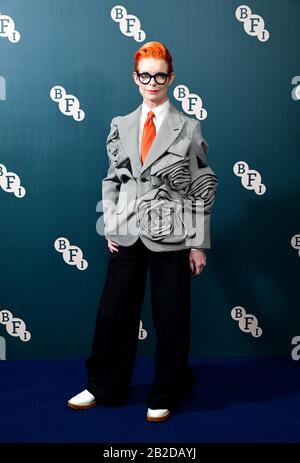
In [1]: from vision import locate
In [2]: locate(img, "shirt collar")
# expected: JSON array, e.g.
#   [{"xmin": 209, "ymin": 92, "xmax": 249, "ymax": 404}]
[{"xmin": 141, "ymin": 98, "xmax": 169, "ymax": 120}]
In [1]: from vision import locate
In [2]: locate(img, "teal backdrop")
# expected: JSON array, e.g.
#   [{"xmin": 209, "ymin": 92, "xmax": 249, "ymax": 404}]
[{"xmin": 0, "ymin": 0, "xmax": 299, "ymax": 359}]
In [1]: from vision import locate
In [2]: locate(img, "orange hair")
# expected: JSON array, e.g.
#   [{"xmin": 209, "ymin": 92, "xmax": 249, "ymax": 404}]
[{"xmin": 134, "ymin": 41, "xmax": 173, "ymax": 74}]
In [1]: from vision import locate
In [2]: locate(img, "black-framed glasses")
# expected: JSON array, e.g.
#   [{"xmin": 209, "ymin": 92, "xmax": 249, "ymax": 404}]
[{"xmin": 137, "ymin": 72, "xmax": 170, "ymax": 85}]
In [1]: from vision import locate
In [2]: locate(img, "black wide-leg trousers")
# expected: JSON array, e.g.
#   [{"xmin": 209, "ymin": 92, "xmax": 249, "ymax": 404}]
[{"xmin": 85, "ymin": 237, "xmax": 196, "ymax": 410}]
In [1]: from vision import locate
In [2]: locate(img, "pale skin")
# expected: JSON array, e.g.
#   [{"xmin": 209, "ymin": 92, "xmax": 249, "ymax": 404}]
[{"xmin": 107, "ymin": 57, "xmax": 206, "ymax": 277}]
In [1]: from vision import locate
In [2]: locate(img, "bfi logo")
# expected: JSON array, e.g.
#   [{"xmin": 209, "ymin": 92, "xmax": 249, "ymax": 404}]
[
  {"xmin": 233, "ymin": 161, "xmax": 266, "ymax": 195},
  {"xmin": 231, "ymin": 306, "xmax": 263, "ymax": 337},
  {"xmin": 173, "ymin": 85, "xmax": 207, "ymax": 120},
  {"xmin": 111, "ymin": 5, "xmax": 145, "ymax": 42},
  {"xmin": 0, "ymin": 13, "xmax": 20, "ymax": 43},
  {"xmin": 0, "ymin": 163, "xmax": 26, "ymax": 198},
  {"xmin": 0, "ymin": 309, "xmax": 31, "ymax": 360},
  {"xmin": 235, "ymin": 5, "xmax": 269, "ymax": 42},
  {"xmin": 50, "ymin": 86, "xmax": 85, "ymax": 122},
  {"xmin": 54, "ymin": 237, "xmax": 88, "ymax": 270}
]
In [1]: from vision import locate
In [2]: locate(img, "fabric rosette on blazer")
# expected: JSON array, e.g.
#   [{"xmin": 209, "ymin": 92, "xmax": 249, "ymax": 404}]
[
  {"xmin": 135, "ymin": 136, "xmax": 197, "ymax": 244},
  {"xmin": 182, "ymin": 166, "xmax": 218, "ymax": 248},
  {"xmin": 106, "ymin": 119, "xmax": 133, "ymax": 182},
  {"xmin": 150, "ymin": 137, "xmax": 192, "ymax": 195},
  {"xmin": 103, "ymin": 119, "xmax": 137, "ymax": 237},
  {"xmin": 136, "ymin": 185, "xmax": 197, "ymax": 244},
  {"xmin": 186, "ymin": 166, "xmax": 218, "ymax": 213}
]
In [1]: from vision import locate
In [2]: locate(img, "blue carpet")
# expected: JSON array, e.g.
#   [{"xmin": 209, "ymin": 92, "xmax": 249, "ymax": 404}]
[{"xmin": 0, "ymin": 356, "xmax": 299, "ymax": 443}]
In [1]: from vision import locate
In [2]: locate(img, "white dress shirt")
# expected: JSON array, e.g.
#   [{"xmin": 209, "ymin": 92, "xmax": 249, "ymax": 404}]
[{"xmin": 138, "ymin": 98, "xmax": 205, "ymax": 253}]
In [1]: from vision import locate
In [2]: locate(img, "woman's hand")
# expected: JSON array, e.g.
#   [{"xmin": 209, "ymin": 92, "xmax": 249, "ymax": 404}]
[
  {"xmin": 107, "ymin": 238, "xmax": 120, "ymax": 253},
  {"xmin": 189, "ymin": 249, "xmax": 206, "ymax": 277}
]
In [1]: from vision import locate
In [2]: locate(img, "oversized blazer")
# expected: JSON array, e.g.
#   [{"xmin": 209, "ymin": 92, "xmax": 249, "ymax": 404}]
[{"xmin": 102, "ymin": 101, "xmax": 218, "ymax": 252}]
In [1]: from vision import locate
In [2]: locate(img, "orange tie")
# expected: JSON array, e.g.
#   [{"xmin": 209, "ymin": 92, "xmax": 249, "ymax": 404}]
[{"xmin": 141, "ymin": 111, "xmax": 156, "ymax": 165}]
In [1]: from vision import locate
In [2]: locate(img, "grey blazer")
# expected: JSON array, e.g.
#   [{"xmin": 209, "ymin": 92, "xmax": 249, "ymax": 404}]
[{"xmin": 102, "ymin": 101, "xmax": 217, "ymax": 252}]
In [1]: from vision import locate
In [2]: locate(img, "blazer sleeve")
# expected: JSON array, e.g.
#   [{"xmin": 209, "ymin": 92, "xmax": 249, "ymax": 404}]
[
  {"xmin": 102, "ymin": 117, "xmax": 121, "ymax": 237},
  {"xmin": 185, "ymin": 120, "xmax": 218, "ymax": 249}
]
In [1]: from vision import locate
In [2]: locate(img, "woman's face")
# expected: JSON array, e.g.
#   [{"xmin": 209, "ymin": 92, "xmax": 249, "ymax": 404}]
[{"xmin": 133, "ymin": 57, "xmax": 175, "ymax": 106}]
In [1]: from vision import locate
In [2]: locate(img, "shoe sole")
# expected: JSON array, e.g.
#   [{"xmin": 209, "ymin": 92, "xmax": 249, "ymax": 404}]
[
  {"xmin": 146, "ymin": 411, "xmax": 171, "ymax": 422},
  {"xmin": 67, "ymin": 400, "xmax": 98, "ymax": 410}
]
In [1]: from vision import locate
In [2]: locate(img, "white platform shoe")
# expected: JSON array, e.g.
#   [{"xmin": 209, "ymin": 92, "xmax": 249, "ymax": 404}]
[
  {"xmin": 68, "ymin": 390, "xmax": 171, "ymax": 421},
  {"xmin": 147, "ymin": 408, "xmax": 171, "ymax": 422},
  {"xmin": 67, "ymin": 389, "xmax": 97, "ymax": 410}
]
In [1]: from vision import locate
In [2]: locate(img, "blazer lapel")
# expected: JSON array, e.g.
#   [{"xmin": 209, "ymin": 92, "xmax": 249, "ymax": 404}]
[
  {"xmin": 117, "ymin": 101, "xmax": 185, "ymax": 176},
  {"xmin": 118, "ymin": 104, "xmax": 143, "ymax": 174}
]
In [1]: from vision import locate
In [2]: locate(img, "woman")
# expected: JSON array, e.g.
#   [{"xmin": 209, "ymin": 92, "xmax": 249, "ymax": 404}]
[{"xmin": 67, "ymin": 41, "xmax": 217, "ymax": 422}]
